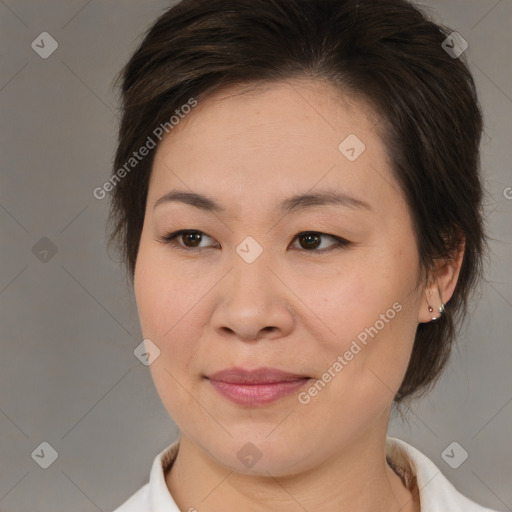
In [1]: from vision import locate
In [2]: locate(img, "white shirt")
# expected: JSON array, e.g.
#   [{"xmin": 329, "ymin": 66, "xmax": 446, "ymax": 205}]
[{"xmin": 112, "ymin": 437, "xmax": 499, "ymax": 511}]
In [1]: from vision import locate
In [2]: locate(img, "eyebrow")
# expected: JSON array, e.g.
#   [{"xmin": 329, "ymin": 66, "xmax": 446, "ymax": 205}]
[{"xmin": 153, "ymin": 189, "xmax": 372, "ymax": 214}]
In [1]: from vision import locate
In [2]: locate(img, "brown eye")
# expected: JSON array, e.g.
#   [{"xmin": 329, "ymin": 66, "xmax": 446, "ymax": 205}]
[
  {"xmin": 181, "ymin": 231, "xmax": 203, "ymax": 247},
  {"xmin": 298, "ymin": 232, "xmax": 322, "ymax": 250},
  {"xmin": 157, "ymin": 230, "xmax": 217, "ymax": 250},
  {"xmin": 157, "ymin": 229, "xmax": 350, "ymax": 253},
  {"xmin": 291, "ymin": 231, "xmax": 350, "ymax": 252}
]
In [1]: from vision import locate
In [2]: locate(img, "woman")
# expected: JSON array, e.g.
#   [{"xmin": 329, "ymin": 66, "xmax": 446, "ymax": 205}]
[{"xmin": 109, "ymin": 0, "xmax": 498, "ymax": 510}]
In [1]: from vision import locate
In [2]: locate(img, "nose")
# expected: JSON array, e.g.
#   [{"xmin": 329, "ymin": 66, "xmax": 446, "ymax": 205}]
[{"xmin": 210, "ymin": 252, "xmax": 295, "ymax": 342}]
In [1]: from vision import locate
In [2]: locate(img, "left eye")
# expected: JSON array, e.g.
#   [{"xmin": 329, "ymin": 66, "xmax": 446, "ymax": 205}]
[
  {"xmin": 156, "ymin": 230, "xmax": 351, "ymax": 252},
  {"xmin": 291, "ymin": 231, "xmax": 350, "ymax": 251}
]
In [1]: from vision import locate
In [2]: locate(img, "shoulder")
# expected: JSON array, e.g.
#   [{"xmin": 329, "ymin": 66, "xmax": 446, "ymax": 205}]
[{"xmin": 387, "ymin": 437, "xmax": 499, "ymax": 512}]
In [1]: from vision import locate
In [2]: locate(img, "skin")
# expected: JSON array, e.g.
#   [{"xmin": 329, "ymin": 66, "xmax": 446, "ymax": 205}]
[{"xmin": 133, "ymin": 79, "xmax": 464, "ymax": 512}]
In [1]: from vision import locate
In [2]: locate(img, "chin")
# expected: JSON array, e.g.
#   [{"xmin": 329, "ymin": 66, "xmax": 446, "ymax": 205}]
[{"xmin": 199, "ymin": 434, "xmax": 317, "ymax": 477}]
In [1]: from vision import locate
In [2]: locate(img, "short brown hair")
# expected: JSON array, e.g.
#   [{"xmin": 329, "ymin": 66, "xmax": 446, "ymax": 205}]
[{"xmin": 108, "ymin": 0, "xmax": 485, "ymax": 403}]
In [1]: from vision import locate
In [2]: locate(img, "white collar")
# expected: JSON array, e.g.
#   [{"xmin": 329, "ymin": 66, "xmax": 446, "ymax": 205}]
[{"xmin": 120, "ymin": 437, "xmax": 497, "ymax": 511}]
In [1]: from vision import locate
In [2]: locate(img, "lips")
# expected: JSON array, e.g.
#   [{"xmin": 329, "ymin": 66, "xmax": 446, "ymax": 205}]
[
  {"xmin": 206, "ymin": 367, "xmax": 311, "ymax": 406},
  {"xmin": 209, "ymin": 367, "xmax": 309, "ymax": 383}
]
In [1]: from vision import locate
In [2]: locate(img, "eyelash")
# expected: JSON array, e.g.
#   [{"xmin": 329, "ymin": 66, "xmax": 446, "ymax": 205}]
[{"xmin": 155, "ymin": 229, "xmax": 351, "ymax": 254}]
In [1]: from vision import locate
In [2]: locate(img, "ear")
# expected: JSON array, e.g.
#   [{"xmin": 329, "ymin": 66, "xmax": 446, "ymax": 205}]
[{"xmin": 417, "ymin": 236, "xmax": 465, "ymax": 324}]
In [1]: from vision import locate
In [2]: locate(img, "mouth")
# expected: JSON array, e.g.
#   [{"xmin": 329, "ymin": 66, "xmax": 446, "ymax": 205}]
[{"xmin": 205, "ymin": 367, "xmax": 312, "ymax": 406}]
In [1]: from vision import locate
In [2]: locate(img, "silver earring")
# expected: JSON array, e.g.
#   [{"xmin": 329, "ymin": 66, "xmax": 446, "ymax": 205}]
[{"xmin": 432, "ymin": 303, "xmax": 445, "ymax": 321}]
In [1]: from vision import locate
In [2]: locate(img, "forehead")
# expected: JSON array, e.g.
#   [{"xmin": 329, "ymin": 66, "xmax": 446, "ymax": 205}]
[{"xmin": 149, "ymin": 79, "xmax": 399, "ymax": 218}]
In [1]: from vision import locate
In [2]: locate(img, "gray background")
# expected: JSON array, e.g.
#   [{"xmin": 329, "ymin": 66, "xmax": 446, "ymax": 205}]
[{"xmin": 0, "ymin": 0, "xmax": 510, "ymax": 511}]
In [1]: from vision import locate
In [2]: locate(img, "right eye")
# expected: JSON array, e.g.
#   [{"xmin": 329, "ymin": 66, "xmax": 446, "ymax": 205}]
[{"xmin": 155, "ymin": 230, "xmax": 219, "ymax": 251}]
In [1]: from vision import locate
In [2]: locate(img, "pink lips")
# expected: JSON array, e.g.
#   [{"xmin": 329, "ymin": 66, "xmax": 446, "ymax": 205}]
[{"xmin": 206, "ymin": 367, "xmax": 311, "ymax": 406}]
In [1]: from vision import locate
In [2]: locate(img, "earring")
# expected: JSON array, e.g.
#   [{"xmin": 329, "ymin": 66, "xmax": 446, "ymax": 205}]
[
  {"xmin": 426, "ymin": 294, "xmax": 445, "ymax": 321},
  {"xmin": 428, "ymin": 302, "xmax": 445, "ymax": 321},
  {"xmin": 435, "ymin": 285, "xmax": 445, "ymax": 319},
  {"xmin": 426, "ymin": 296, "xmax": 434, "ymax": 317}
]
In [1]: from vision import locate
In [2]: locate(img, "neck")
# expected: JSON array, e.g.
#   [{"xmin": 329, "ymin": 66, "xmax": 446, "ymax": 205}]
[{"xmin": 165, "ymin": 429, "xmax": 420, "ymax": 512}]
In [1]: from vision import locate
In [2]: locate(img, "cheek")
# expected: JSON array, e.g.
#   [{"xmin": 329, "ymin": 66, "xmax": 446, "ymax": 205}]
[
  {"xmin": 313, "ymin": 254, "xmax": 419, "ymax": 390},
  {"xmin": 134, "ymin": 251, "xmax": 204, "ymax": 419},
  {"xmin": 312, "ymin": 259, "xmax": 398, "ymax": 338},
  {"xmin": 133, "ymin": 240, "xmax": 218, "ymax": 380},
  {"xmin": 134, "ymin": 242, "xmax": 201, "ymax": 340}
]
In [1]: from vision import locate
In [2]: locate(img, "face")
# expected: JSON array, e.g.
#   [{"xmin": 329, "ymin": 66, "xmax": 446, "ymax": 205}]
[{"xmin": 134, "ymin": 79, "xmax": 425, "ymax": 476}]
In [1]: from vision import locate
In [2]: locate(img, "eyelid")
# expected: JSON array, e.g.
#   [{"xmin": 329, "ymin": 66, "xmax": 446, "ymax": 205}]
[
  {"xmin": 155, "ymin": 229, "xmax": 351, "ymax": 253},
  {"xmin": 289, "ymin": 232, "xmax": 350, "ymax": 252},
  {"xmin": 155, "ymin": 229, "xmax": 218, "ymax": 251}
]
